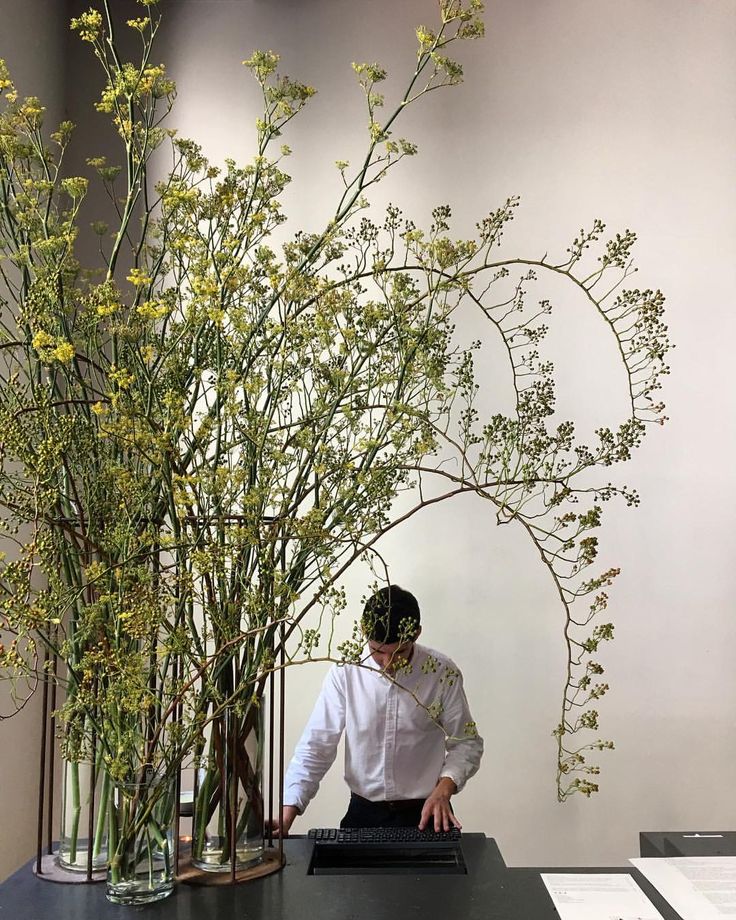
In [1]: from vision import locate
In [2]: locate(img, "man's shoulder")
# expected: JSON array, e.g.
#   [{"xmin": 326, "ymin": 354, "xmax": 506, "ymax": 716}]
[{"xmin": 413, "ymin": 643, "xmax": 462, "ymax": 675}]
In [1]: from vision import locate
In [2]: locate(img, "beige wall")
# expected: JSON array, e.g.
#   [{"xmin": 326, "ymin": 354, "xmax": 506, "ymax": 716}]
[
  {"xmin": 159, "ymin": 0, "xmax": 736, "ymax": 866},
  {"xmin": 0, "ymin": 0, "xmax": 734, "ymax": 879}
]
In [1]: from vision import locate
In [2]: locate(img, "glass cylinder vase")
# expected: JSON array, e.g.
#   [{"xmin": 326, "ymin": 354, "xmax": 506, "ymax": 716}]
[
  {"xmin": 58, "ymin": 756, "xmax": 110, "ymax": 872},
  {"xmin": 106, "ymin": 773, "xmax": 176, "ymax": 905},
  {"xmin": 192, "ymin": 704, "xmax": 264, "ymax": 872}
]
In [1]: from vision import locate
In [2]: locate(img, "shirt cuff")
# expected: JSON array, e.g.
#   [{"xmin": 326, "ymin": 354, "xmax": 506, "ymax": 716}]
[{"xmin": 283, "ymin": 786, "xmax": 308, "ymax": 814}]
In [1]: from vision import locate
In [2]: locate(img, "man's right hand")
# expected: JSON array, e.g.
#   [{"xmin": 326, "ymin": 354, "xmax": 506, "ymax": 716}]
[{"xmin": 265, "ymin": 805, "xmax": 299, "ymax": 837}]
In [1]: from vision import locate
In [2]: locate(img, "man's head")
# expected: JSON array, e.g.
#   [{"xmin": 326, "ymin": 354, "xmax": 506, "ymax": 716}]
[{"xmin": 362, "ymin": 584, "xmax": 421, "ymax": 672}]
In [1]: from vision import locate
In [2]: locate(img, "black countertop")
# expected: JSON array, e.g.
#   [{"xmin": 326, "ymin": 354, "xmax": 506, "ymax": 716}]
[{"xmin": 0, "ymin": 835, "xmax": 684, "ymax": 920}]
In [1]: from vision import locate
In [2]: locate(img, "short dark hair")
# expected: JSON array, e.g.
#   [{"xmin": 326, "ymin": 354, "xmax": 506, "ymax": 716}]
[{"xmin": 362, "ymin": 584, "xmax": 421, "ymax": 644}]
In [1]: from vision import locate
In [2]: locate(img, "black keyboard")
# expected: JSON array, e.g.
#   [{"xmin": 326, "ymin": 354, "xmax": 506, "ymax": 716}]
[{"xmin": 308, "ymin": 827, "xmax": 462, "ymax": 845}]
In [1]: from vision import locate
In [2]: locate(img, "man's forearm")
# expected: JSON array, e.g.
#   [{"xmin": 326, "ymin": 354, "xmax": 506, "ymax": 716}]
[
  {"xmin": 435, "ymin": 776, "xmax": 457, "ymax": 796},
  {"xmin": 441, "ymin": 731, "xmax": 484, "ymax": 793}
]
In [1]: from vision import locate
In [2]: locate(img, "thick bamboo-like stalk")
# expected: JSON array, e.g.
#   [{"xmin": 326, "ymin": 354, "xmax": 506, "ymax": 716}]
[
  {"xmin": 94, "ymin": 766, "xmax": 111, "ymax": 859},
  {"xmin": 86, "ymin": 722, "xmax": 96, "ymax": 881},
  {"xmin": 36, "ymin": 648, "xmax": 51, "ymax": 876},
  {"xmin": 267, "ymin": 667, "xmax": 274, "ymax": 848},
  {"xmin": 229, "ymin": 712, "xmax": 237, "ymax": 883},
  {"xmin": 278, "ymin": 622, "xmax": 285, "ymax": 867},
  {"xmin": 174, "ymin": 654, "xmax": 183, "ymax": 876},
  {"xmin": 47, "ymin": 656, "xmax": 57, "ymax": 856},
  {"xmin": 67, "ymin": 763, "xmax": 81, "ymax": 861}
]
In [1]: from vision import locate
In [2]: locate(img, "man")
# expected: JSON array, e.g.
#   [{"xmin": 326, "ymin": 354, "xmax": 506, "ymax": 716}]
[{"xmin": 274, "ymin": 584, "xmax": 483, "ymax": 834}]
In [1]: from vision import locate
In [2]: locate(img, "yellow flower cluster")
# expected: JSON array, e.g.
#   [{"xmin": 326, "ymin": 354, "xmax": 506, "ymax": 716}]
[
  {"xmin": 70, "ymin": 9, "xmax": 103, "ymax": 43},
  {"xmin": 191, "ymin": 274, "xmax": 219, "ymax": 298},
  {"xmin": 31, "ymin": 330, "xmax": 54, "ymax": 350},
  {"xmin": 242, "ymin": 50, "xmax": 280, "ymax": 81},
  {"xmin": 87, "ymin": 156, "xmax": 122, "ymax": 183},
  {"xmin": 31, "ymin": 330, "xmax": 75, "ymax": 365},
  {"xmin": 84, "ymin": 561, "xmax": 106, "ymax": 582},
  {"xmin": 109, "ymin": 366, "xmax": 134, "ymax": 389},
  {"xmin": 53, "ymin": 341, "xmax": 76, "ymax": 364},
  {"xmin": 0, "ymin": 59, "xmax": 13, "ymax": 93},
  {"xmin": 61, "ymin": 176, "xmax": 89, "ymax": 199},
  {"xmin": 18, "ymin": 96, "xmax": 45, "ymax": 127},
  {"xmin": 97, "ymin": 61, "xmax": 174, "ymax": 116},
  {"xmin": 136, "ymin": 299, "xmax": 169, "ymax": 321},
  {"xmin": 163, "ymin": 183, "xmax": 200, "ymax": 211},
  {"xmin": 139, "ymin": 64, "xmax": 172, "ymax": 97},
  {"xmin": 127, "ymin": 267, "xmax": 152, "ymax": 287}
]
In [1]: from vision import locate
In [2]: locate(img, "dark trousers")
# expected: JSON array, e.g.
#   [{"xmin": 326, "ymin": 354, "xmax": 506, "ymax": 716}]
[{"xmin": 340, "ymin": 792, "xmax": 425, "ymax": 829}]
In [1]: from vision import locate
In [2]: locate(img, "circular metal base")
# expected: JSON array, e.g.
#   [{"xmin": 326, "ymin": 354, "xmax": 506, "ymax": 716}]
[
  {"xmin": 32, "ymin": 846, "xmax": 285, "ymax": 886},
  {"xmin": 33, "ymin": 854, "xmax": 105, "ymax": 884},
  {"xmin": 178, "ymin": 847, "xmax": 285, "ymax": 885}
]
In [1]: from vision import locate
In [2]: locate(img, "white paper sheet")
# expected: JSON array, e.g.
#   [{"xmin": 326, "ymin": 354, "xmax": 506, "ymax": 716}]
[
  {"xmin": 630, "ymin": 857, "xmax": 736, "ymax": 919},
  {"xmin": 541, "ymin": 872, "xmax": 665, "ymax": 920}
]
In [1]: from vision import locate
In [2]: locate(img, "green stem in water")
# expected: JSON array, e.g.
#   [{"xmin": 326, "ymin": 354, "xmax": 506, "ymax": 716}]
[
  {"xmin": 193, "ymin": 765, "xmax": 215, "ymax": 858},
  {"xmin": 94, "ymin": 765, "xmax": 111, "ymax": 859},
  {"xmin": 107, "ymin": 790, "xmax": 120, "ymax": 885},
  {"xmin": 67, "ymin": 761, "xmax": 81, "ymax": 863}
]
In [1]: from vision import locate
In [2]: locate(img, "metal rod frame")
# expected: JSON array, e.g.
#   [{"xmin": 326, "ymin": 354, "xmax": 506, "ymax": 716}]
[{"xmin": 33, "ymin": 623, "xmax": 289, "ymax": 884}]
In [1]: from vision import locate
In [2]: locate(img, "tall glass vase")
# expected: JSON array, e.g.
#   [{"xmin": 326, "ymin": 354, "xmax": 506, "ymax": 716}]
[
  {"xmin": 192, "ymin": 704, "xmax": 264, "ymax": 872},
  {"xmin": 58, "ymin": 755, "xmax": 110, "ymax": 872},
  {"xmin": 106, "ymin": 774, "xmax": 176, "ymax": 905}
]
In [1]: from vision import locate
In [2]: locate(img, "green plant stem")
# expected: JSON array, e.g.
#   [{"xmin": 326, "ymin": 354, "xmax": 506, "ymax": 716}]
[
  {"xmin": 67, "ymin": 760, "xmax": 81, "ymax": 863},
  {"xmin": 94, "ymin": 764, "xmax": 111, "ymax": 859}
]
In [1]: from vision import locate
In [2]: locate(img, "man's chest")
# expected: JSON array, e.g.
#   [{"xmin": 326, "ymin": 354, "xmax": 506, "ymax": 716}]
[{"xmin": 343, "ymin": 668, "xmax": 444, "ymax": 735}]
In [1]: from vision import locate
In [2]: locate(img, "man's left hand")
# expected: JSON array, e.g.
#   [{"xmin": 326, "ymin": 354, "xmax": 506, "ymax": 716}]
[{"xmin": 419, "ymin": 777, "xmax": 461, "ymax": 832}]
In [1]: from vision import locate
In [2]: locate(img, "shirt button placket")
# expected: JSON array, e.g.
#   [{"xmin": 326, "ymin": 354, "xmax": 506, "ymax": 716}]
[{"xmin": 384, "ymin": 680, "xmax": 398, "ymax": 800}]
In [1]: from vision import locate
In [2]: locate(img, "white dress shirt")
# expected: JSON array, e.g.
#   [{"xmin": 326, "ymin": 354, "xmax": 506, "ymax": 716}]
[{"xmin": 283, "ymin": 643, "xmax": 484, "ymax": 812}]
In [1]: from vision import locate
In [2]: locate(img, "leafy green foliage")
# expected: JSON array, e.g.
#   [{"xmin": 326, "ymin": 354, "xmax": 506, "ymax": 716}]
[{"xmin": 0, "ymin": 0, "xmax": 669, "ymax": 800}]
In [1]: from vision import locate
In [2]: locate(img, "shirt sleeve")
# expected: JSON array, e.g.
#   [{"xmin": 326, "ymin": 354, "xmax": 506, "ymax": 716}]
[
  {"xmin": 283, "ymin": 665, "xmax": 346, "ymax": 814},
  {"xmin": 437, "ymin": 667, "xmax": 484, "ymax": 793}
]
